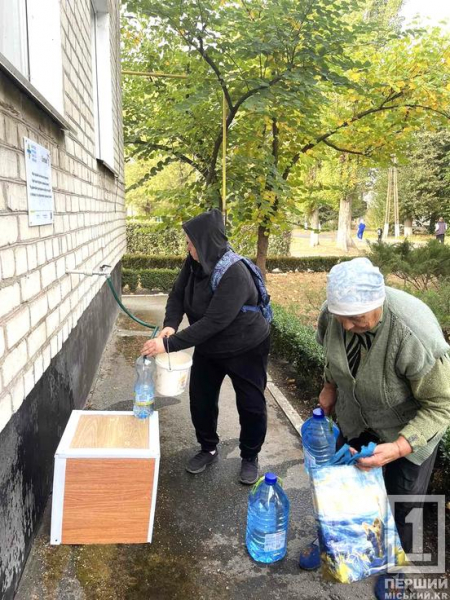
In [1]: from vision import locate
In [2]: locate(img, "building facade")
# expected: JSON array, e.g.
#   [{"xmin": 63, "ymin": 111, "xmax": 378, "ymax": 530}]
[{"xmin": 0, "ymin": 1, "xmax": 125, "ymax": 597}]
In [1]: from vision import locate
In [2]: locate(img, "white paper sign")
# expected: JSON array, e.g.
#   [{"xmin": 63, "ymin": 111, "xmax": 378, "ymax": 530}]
[{"xmin": 24, "ymin": 137, "xmax": 54, "ymax": 226}]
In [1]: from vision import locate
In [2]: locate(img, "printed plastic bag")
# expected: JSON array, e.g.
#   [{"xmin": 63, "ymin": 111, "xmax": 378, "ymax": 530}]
[{"xmin": 310, "ymin": 465, "xmax": 406, "ymax": 583}]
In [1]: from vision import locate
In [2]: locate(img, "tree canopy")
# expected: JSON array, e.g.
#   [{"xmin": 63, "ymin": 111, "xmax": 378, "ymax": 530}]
[{"xmin": 122, "ymin": 0, "xmax": 450, "ymax": 266}]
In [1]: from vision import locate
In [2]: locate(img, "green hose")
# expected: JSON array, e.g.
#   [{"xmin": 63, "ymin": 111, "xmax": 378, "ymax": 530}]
[{"xmin": 106, "ymin": 276, "xmax": 159, "ymax": 339}]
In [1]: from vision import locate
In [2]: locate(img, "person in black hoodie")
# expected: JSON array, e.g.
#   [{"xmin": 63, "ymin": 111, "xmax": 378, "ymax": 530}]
[{"xmin": 141, "ymin": 209, "xmax": 270, "ymax": 485}]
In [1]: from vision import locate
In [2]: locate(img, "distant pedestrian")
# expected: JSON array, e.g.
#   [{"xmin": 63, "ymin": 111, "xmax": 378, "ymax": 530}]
[
  {"xmin": 357, "ymin": 220, "xmax": 366, "ymax": 240},
  {"xmin": 435, "ymin": 217, "xmax": 447, "ymax": 243},
  {"xmin": 377, "ymin": 227, "xmax": 383, "ymax": 242}
]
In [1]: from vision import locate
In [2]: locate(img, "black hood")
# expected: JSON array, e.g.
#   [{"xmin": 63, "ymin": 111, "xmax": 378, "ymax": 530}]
[{"xmin": 182, "ymin": 209, "xmax": 228, "ymax": 276}]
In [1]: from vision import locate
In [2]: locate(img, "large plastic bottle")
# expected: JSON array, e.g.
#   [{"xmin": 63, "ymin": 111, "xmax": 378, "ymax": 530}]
[
  {"xmin": 301, "ymin": 407, "xmax": 336, "ymax": 473},
  {"xmin": 246, "ymin": 472, "xmax": 290, "ymax": 563},
  {"xmin": 133, "ymin": 355, "xmax": 155, "ymax": 419}
]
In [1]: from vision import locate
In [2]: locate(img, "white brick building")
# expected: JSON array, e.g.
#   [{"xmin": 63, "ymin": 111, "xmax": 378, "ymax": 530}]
[{"xmin": 0, "ymin": 1, "xmax": 125, "ymax": 597}]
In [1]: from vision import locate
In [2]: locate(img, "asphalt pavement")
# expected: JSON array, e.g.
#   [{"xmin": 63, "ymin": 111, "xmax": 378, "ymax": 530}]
[{"xmin": 16, "ymin": 295, "xmax": 375, "ymax": 600}]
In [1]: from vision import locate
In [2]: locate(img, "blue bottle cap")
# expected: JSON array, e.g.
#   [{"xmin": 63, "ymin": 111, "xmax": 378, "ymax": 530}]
[
  {"xmin": 312, "ymin": 407, "xmax": 325, "ymax": 419},
  {"xmin": 265, "ymin": 473, "xmax": 277, "ymax": 485}
]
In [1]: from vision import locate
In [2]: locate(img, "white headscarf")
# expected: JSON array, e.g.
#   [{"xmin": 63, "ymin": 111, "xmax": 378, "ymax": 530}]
[{"xmin": 327, "ymin": 258, "xmax": 385, "ymax": 316}]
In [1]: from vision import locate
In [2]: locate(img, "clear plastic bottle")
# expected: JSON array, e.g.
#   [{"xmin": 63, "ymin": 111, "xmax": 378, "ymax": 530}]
[
  {"xmin": 301, "ymin": 407, "xmax": 336, "ymax": 473},
  {"xmin": 133, "ymin": 355, "xmax": 155, "ymax": 419},
  {"xmin": 246, "ymin": 473, "xmax": 290, "ymax": 563}
]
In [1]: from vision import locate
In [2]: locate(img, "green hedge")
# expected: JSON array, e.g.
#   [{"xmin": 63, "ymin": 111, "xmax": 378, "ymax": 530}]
[
  {"xmin": 266, "ymin": 256, "xmax": 349, "ymax": 272},
  {"xmin": 127, "ymin": 222, "xmax": 186, "ymax": 255},
  {"xmin": 126, "ymin": 220, "xmax": 291, "ymax": 257},
  {"xmin": 123, "ymin": 254, "xmax": 185, "ymax": 270},
  {"xmin": 270, "ymin": 303, "xmax": 324, "ymax": 398},
  {"xmin": 122, "ymin": 269, "xmax": 139, "ymax": 292},
  {"xmin": 140, "ymin": 269, "xmax": 178, "ymax": 292},
  {"xmin": 122, "ymin": 268, "xmax": 178, "ymax": 293},
  {"xmin": 122, "ymin": 254, "xmax": 348, "ymax": 272}
]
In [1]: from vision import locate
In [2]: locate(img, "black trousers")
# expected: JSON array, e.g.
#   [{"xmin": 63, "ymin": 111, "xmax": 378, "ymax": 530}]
[
  {"xmin": 436, "ymin": 234, "xmax": 445, "ymax": 244},
  {"xmin": 341, "ymin": 431, "xmax": 438, "ymax": 554},
  {"xmin": 189, "ymin": 336, "xmax": 270, "ymax": 459}
]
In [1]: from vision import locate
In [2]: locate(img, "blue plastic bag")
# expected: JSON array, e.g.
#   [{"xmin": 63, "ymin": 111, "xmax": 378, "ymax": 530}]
[{"xmin": 310, "ymin": 465, "xmax": 406, "ymax": 583}]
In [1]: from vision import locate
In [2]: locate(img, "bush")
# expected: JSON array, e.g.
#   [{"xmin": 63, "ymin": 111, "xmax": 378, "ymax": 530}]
[
  {"xmin": 122, "ymin": 269, "xmax": 139, "ymax": 292},
  {"xmin": 139, "ymin": 269, "xmax": 179, "ymax": 292},
  {"xmin": 431, "ymin": 428, "xmax": 450, "ymax": 495},
  {"xmin": 411, "ymin": 282, "xmax": 450, "ymax": 340},
  {"xmin": 122, "ymin": 268, "xmax": 178, "ymax": 292},
  {"xmin": 126, "ymin": 219, "xmax": 292, "ymax": 257},
  {"xmin": 122, "ymin": 254, "xmax": 348, "ymax": 273},
  {"xmin": 123, "ymin": 254, "xmax": 185, "ymax": 270},
  {"xmin": 369, "ymin": 239, "xmax": 450, "ymax": 290},
  {"xmin": 271, "ymin": 303, "xmax": 324, "ymax": 398},
  {"xmin": 440, "ymin": 428, "xmax": 450, "ymax": 476},
  {"xmin": 266, "ymin": 256, "xmax": 349, "ymax": 272},
  {"xmin": 126, "ymin": 222, "xmax": 186, "ymax": 255}
]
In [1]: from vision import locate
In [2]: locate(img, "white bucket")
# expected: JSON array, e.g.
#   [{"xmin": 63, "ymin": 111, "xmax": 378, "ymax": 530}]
[{"xmin": 155, "ymin": 351, "xmax": 193, "ymax": 397}]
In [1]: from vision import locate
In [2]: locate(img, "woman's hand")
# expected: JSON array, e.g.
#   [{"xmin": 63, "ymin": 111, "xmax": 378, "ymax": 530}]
[
  {"xmin": 141, "ymin": 337, "xmax": 166, "ymax": 356},
  {"xmin": 356, "ymin": 437, "xmax": 412, "ymax": 471},
  {"xmin": 158, "ymin": 327, "xmax": 175, "ymax": 338},
  {"xmin": 319, "ymin": 383, "xmax": 337, "ymax": 416}
]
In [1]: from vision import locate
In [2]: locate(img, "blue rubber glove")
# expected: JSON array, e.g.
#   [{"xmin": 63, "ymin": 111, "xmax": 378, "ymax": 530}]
[{"xmin": 327, "ymin": 442, "xmax": 377, "ymax": 466}]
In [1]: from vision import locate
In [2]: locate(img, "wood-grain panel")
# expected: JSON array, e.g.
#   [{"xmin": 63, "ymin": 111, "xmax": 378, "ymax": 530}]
[
  {"xmin": 62, "ymin": 458, "xmax": 154, "ymax": 544},
  {"xmin": 70, "ymin": 415, "xmax": 149, "ymax": 449}
]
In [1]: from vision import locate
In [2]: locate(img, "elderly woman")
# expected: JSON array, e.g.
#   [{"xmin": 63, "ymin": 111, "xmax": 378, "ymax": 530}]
[{"xmin": 300, "ymin": 257, "xmax": 450, "ymax": 598}]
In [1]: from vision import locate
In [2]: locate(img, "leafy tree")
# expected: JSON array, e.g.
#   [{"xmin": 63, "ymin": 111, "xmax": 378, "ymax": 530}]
[
  {"xmin": 367, "ymin": 130, "xmax": 450, "ymax": 231},
  {"xmin": 122, "ymin": 0, "xmax": 450, "ymax": 271},
  {"xmin": 125, "ymin": 158, "xmax": 193, "ymax": 216},
  {"xmin": 401, "ymin": 130, "xmax": 450, "ymax": 228}
]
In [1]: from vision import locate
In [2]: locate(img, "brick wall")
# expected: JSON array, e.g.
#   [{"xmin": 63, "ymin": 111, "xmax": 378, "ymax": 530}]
[{"xmin": 0, "ymin": 0, "xmax": 125, "ymax": 435}]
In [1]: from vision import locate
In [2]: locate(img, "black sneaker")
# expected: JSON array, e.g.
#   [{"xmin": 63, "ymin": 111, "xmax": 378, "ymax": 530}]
[
  {"xmin": 239, "ymin": 457, "xmax": 259, "ymax": 485},
  {"xmin": 186, "ymin": 450, "xmax": 218, "ymax": 474}
]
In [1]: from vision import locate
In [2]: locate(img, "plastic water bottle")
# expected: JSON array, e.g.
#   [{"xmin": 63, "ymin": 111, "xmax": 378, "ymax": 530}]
[
  {"xmin": 301, "ymin": 407, "xmax": 336, "ymax": 473},
  {"xmin": 133, "ymin": 355, "xmax": 155, "ymax": 419},
  {"xmin": 246, "ymin": 473, "xmax": 290, "ymax": 563}
]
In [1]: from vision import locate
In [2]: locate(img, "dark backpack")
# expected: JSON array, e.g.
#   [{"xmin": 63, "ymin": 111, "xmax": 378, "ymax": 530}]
[{"xmin": 210, "ymin": 249, "xmax": 273, "ymax": 323}]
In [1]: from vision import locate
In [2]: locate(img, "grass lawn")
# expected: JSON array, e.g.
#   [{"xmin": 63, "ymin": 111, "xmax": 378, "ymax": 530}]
[
  {"xmin": 266, "ymin": 272, "xmax": 326, "ymax": 327},
  {"xmin": 289, "ymin": 229, "xmax": 438, "ymax": 258}
]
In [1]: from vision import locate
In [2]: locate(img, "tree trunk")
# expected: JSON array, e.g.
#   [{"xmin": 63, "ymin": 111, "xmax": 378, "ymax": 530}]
[
  {"xmin": 310, "ymin": 207, "xmax": 320, "ymax": 246},
  {"xmin": 336, "ymin": 196, "xmax": 356, "ymax": 252},
  {"xmin": 256, "ymin": 225, "xmax": 269, "ymax": 278},
  {"xmin": 254, "ymin": 118, "xmax": 279, "ymax": 277},
  {"xmin": 404, "ymin": 217, "xmax": 413, "ymax": 238}
]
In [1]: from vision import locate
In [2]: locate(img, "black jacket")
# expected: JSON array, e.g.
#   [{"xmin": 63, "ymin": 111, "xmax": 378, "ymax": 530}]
[{"xmin": 162, "ymin": 210, "xmax": 270, "ymax": 357}]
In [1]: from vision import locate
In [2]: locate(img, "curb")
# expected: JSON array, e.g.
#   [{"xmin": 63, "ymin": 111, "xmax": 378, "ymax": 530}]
[{"xmin": 267, "ymin": 379, "xmax": 305, "ymax": 437}]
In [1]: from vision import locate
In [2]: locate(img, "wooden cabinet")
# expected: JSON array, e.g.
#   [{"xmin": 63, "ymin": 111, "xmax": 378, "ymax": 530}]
[{"xmin": 50, "ymin": 410, "xmax": 160, "ymax": 544}]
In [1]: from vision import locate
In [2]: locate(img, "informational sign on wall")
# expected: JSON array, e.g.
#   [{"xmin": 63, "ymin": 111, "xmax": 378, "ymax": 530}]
[{"xmin": 24, "ymin": 137, "xmax": 54, "ymax": 227}]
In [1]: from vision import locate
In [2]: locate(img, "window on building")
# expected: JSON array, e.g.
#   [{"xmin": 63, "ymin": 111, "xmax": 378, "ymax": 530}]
[
  {"xmin": 0, "ymin": 0, "xmax": 28, "ymax": 75},
  {"xmin": 91, "ymin": 0, "xmax": 115, "ymax": 171},
  {"xmin": 0, "ymin": 0, "xmax": 63, "ymax": 114}
]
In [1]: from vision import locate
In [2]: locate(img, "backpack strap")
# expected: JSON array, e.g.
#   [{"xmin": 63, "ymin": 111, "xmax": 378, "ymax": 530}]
[
  {"xmin": 211, "ymin": 250, "xmax": 273, "ymax": 323},
  {"xmin": 210, "ymin": 249, "xmax": 242, "ymax": 292}
]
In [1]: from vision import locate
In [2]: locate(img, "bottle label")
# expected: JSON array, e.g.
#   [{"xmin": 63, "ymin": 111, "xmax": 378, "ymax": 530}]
[
  {"xmin": 263, "ymin": 531, "xmax": 286, "ymax": 552},
  {"xmin": 134, "ymin": 394, "xmax": 154, "ymax": 407}
]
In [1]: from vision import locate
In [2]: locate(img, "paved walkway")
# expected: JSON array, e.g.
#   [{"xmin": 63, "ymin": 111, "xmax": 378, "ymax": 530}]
[{"xmin": 16, "ymin": 295, "xmax": 374, "ymax": 600}]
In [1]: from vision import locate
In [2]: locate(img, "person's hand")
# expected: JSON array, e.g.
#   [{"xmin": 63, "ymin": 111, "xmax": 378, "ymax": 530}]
[
  {"xmin": 158, "ymin": 327, "xmax": 175, "ymax": 338},
  {"xmin": 141, "ymin": 337, "xmax": 166, "ymax": 356},
  {"xmin": 356, "ymin": 442, "xmax": 404, "ymax": 471},
  {"xmin": 319, "ymin": 383, "xmax": 337, "ymax": 416}
]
